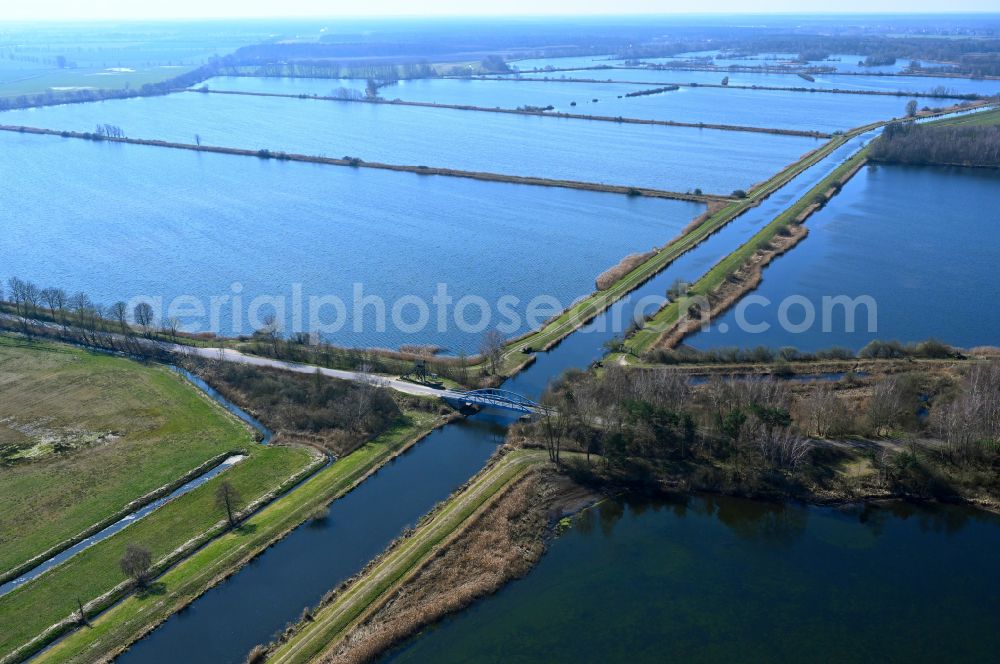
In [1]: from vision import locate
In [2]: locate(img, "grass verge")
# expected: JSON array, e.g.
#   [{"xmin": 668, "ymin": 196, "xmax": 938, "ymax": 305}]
[
  {"xmin": 623, "ymin": 147, "xmax": 872, "ymax": 356},
  {"xmin": 0, "ymin": 335, "xmax": 255, "ymax": 580},
  {"xmin": 23, "ymin": 410, "xmax": 444, "ymax": 664},
  {"xmin": 0, "ymin": 445, "xmax": 316, "ymax": 662},
  {"xmin": 265, "ymin": 449, "xmax": 547, "ymax": 664}
]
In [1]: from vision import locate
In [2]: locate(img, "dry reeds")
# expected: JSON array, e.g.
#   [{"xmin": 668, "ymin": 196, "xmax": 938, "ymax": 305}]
[
  {"xmin": 595, "ymin": 250, "xmax": 656, "ymax": 290},
  {"xmin": 321, "ymin": 472, "xmax": 552, "ymax": 663}
]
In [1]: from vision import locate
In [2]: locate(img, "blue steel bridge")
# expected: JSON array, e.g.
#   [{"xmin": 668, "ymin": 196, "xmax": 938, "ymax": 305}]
[{"xmin": 443, "ymin": 388, "xmax": 544, "ymax": 414}]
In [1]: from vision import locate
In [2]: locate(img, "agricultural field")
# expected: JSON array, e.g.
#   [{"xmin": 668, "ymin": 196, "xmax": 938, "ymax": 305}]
[
  {"xmin": 0, "ymin": 335, "xmax": 274, "ymax": 577},
  {"xmin": 0, "ymin": 21, "xmax": 270, "ymax": 97}
]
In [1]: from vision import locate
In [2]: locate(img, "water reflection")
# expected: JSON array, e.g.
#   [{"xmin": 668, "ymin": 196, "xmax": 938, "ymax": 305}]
[{"xmin": 387, "ymin": 493, "xmax": 1000, "ymax": 663}]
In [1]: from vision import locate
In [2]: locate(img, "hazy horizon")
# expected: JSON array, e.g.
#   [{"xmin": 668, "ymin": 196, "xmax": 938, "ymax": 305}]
[{"xmin": 5, "ymin": 1, "xmax": 1000, "ymax": 23}]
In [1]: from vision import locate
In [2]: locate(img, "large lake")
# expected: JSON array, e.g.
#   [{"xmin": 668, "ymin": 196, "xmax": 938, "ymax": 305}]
[
  {"xmin": 687, "ymin": 164, "xmax": 1000, "ymax": 352},
  {"xmin": 0, "ymin": 131, "xmax": 703, "ymax": 353},
  {"xmin": 388, "ymin": 494, "xmax": 1000, "ymax": 663},
  {"xmin": 0, "ymin": 91, "xmax": 817, "ymax": 194},
  {"xmin": 199, "ymin": 75, "xmax": 909, "ymax": 133}
]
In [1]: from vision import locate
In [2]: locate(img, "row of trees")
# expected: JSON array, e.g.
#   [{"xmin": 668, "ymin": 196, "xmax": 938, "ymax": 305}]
[
  {"xmin": 94, "ymin": 123, "xmax": 124, "ymax": 138},
  {"xmin": 869, "ymin": 121, "xmax": 1000, "ymax": 167},
  {"xmin": 118, "ymin": 481, "xmax": 243, "ymax": 591},
  {"xmin": 3, "ymin": 275, "xmax": 507, "ymax": 389},
  {"xmin": 4, "ymin": 276, "xmax": 172, "ymax": 339}
]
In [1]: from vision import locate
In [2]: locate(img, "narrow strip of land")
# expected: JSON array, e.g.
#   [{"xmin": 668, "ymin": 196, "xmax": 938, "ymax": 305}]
[
  {"xmin": 266, "ymin": 450, "xmax": 546, "ymax": 664},
  {"xmin": 621, "ymin": 105, "xmax": 997, "ymax": 357},
  {"xmin": 471, "ymin": 75, "xmax": 979, "ymax": 99},
  {"xmin": 0, "ymin": 314, "xmax": 456, "ymax": 400},
  {"xmin": 0, "ymin": 124, "xmax": 718, "ymax": 203},
  {"xmin": 626, "ymin": 149, "xmax": 869, "ymax": 356},
  {"xmin": 194, "ymin": 88, "xmax": 831, "ymax": 138},
  {"xmin": 493, "ymin": 102, "xmax": 995, "ymax": 372}
]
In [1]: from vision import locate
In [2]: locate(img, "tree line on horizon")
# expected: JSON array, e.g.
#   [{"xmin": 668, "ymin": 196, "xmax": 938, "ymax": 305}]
[{"xmin": 869, "ymin": 121, "xmax": 1000, "ymax": 167}]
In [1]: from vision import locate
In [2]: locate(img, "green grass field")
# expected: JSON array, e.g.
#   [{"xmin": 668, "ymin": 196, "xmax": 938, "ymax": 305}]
[
  {"xmin": 22, "ymin": 409, "xmax": 442, "ymax": 664},
  {"xmin": 930, "ymin": 106, "xmax": 1000, "ymax": 126},
  {"xmin": 0, "ymin": 336, "xmax": 262, "ymax": 578},
  {"xmin": 0, "ymin": 60, "xmax": 196, "ymax": 97},
  {"xmin": 0, "ymin": 21, "xmax": 270, "ymax": 98}
]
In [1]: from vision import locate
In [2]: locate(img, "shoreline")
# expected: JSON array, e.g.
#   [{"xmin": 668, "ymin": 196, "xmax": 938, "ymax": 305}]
[{"xmin": 261, "ymin": 441, "xmax": 1000, "ymax": 664}]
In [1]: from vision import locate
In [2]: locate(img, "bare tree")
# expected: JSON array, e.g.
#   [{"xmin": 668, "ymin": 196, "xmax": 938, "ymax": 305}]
[
  {"xmin": 538, "ymin": 391, "xmax": 565, "ymax": 464},
  {"xmin": 800, "ymin": 385, "xmax": 846, "ymax": 437},
  {"xmin": 133, "ymin": 302, "xmax": 155, "ymax": 336},
  {"xmin": 457, "ymin": 351, "xmax": 469, "ymax": 385},
  {"xmin": 164, "ymin": 316, "xmax": 180, "ymax": 341},
  {"xmin": 215, "ymin": 480, "xmax": 242, "ymax": 528},
  {"xmin": 40, "ymin": 287, "xmax": 67, "ymax": 323},
  {"xmin": 869, "ymin": 375, "xmax": 904, "ymax": 436},
  {"xmin": 479, "ymin": 329, "xmax": 505, "ymax": 376},
  {"xmin": 6, "ymin": 277, "xmax": 26, "ymax": 315},
  {"xmin": 755, "ymin": 426, "xmax": 812, "ymax": 470},
  {"xmin": 22, "ymin": 280, "xmax": 40, "ymax": 315},
  {"xmin": 119, "ymin": 543, "xmax": 153, "ymax": 587},
  {"xmin": 110, "ymin": 301, "xmax": 130, "ymax": 335},
  {"xmin": 259, "ymin": 313, "xmax": 281, "ymax": 356}
]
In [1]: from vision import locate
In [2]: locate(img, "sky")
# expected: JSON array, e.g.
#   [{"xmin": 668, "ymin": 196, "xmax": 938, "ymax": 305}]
[{"xmin": 6, "ymin": 0, "xmax": 999, "ymax": 21}]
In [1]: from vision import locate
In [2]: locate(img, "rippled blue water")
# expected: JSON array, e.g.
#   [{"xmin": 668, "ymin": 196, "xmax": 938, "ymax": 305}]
[
  {"xmin": 199, "ymin": 75, "xmax": 907, "ymax": 133},
  {"xmin": 387, "ymin": 494, "xmax": 1000, "ymax": 663},
  {"xmin": 688, "ymin": 164, "xmax": 1000, "ymax": 351},
  {"xmin": 0, "ymin": 131, "xmax": 703, "ymax": 353},
  {"xmin": 0, "ymin": 90, "xmax": 817, "ymax": 193}
]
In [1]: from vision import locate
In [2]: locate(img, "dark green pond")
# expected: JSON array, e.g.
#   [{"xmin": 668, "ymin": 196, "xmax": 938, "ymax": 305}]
[{"xmin": 388, "ymin": 494, "xmax": 1000, "ymax": 663}]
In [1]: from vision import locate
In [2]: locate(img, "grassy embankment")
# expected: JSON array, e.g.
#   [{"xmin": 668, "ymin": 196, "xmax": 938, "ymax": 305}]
[
  {"xmin": 486, "ymin": 122, "xmax": 886, "ymax": 375},
  {"xmin": 621, "ymin": 103, "xmax": 999, "ymax": 358},
  {"xmin": 265, "ymin": 450, "xmax": 548, "ymax": 664},
  {"xmin": 22, "ymin": 409, "xmax": 445, "ymax": 664},
  {"xmin": 0, "ymin": 336, "xmax": 318, "ymax": 662},
  {"xmin": 0, "ymin": 335, "xmax": 268, "ymax": 581},
  {"xmin": 930, "ymin": 107, "xmax": 1000, "ymax": 126},
  {"xmin": 623, "ymin": 148, "xmax": 870, "ymax": 357}
]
